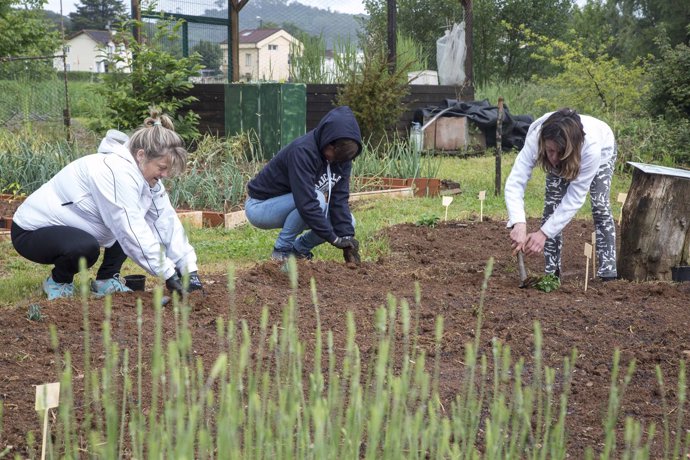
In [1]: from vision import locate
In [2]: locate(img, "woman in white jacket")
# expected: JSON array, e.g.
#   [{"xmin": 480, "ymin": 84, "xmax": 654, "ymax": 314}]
[
  {"xmin": 504, "ymin": 108, "xmax": 618, "ymax": 280},
  {"xmin": 11, "ymin": 110, "xmax": 203, "ymax": 300}
]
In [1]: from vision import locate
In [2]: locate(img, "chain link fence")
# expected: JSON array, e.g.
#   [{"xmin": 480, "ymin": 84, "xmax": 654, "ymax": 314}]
[
  {"xmin": 138, "ymin": 0, "xmax": 366, "ymax": 83},
  {"xmin": 0, "ymin": 55, "xmax": 69, "ymax": 131}
]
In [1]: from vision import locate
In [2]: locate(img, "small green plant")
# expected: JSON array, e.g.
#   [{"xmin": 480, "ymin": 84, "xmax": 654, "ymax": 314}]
[
  {"xmin": 26, "ymin": 304, "xmax": 43, "ymax": 321},
  {"xmin": 416, "ymin": 214, "xmax": 440, "ymax": 228},
  {"xmin": 535, "ymin": 273, "xmax": 561, "ymax": 292}
]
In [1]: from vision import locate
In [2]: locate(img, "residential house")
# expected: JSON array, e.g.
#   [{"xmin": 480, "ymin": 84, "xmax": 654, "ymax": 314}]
[
  {"xmin": 54, "ymin": 29, "xmax": 130, "ymax": 73},
  {"xmin": 220, "ymin": 29, "xmax": 301, "ymax": 82}
]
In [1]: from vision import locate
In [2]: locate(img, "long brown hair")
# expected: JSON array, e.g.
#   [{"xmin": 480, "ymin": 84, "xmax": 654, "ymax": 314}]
[
  {"xmin": 129, "ymin": 107, "xmax": 188, "ymax": 177},
  {"xmin": 536, "ymin": 108, "xmax": 585, "ymax": 181}
]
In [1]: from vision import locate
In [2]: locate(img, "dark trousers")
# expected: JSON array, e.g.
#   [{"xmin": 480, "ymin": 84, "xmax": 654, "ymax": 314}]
[{"xmin": 11, "ymin": 222, "xmax": 128, "ymax": 283}]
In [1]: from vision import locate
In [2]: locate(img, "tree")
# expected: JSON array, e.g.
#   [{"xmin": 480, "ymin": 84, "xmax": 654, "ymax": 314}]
[
  {"xmin": 0, "ymin": 0, "xmax": 59, "ymax": 58},
  {"xmin": 192, "ymin": 40, "xmax": 222, "ymax": 71},
  {"xmin": 602, "ymin": 0, "xmax": 690, "ymax": 63},
  {"xmin": 69, "ymin": 0, "xmax": 126, "ymax": 32}
]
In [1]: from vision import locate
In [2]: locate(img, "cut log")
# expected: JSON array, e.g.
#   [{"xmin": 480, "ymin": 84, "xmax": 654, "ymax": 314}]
[{"xmin": 619, "ymin": 162, "xmax": 690, "ymax": 281}]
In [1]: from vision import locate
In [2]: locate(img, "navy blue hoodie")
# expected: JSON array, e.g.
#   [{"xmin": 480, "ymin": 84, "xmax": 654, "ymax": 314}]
[{"xmin": 247, "ymin": 106, "xmax": 362, "ymax": 243}]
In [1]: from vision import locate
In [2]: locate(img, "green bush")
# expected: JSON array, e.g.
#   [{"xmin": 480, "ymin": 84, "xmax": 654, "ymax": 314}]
[
  {"xmin": 648, "ymin": 41, "xmax": 690, "ymax": 121},
  {"xmin": 89, "ymin": 16, "xmax": 202, "ymax": 141},
  {"xmin": 336, "ymin": 46, "xmax": 411, "ymax": 143}
]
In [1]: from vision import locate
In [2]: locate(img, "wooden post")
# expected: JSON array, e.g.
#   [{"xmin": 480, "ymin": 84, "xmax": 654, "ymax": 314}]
[
  {"xmin": 495, "ymin": 97, "xmax": 503, "ymax": 196},
  {"xmin": 387, "ymin": 0, "xmax": 397, "ymax": 74},
  {"xmin": 229, "ymin": 0, "xmax": 250, "ymax": 82},
  {"xmin": 619, "ymin": 162, "xmax": 690, "ymax": 281},
  {"xmin": 460, "ymin": 0, "xmax": 473, "ymax": 86}
]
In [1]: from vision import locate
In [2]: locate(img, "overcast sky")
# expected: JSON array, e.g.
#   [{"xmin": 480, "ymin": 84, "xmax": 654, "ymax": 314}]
[{"xmin": 44, "ymin": 0, "xmax": 367, "ymax": 16}]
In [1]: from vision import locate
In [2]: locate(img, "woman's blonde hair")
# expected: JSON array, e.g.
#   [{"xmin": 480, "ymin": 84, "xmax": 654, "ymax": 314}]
[
  {"xmin": 536, "ymin": 108, "xmax": 585, "ymax": 181},
  {"xmin": 129, "ymin": 107, "xmax": 188, "ymax": 176}
]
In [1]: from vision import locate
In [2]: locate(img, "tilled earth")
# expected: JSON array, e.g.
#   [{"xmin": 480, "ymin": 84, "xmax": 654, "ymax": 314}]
[{"xmin": 1, "ymin": 218, "xmax": 689, "ymax": 457}]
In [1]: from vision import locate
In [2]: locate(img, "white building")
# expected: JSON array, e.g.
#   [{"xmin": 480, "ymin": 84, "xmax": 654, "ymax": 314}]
[
  {"xmin": 54, "ymin": 29, "xmax": 130, "ymax": 73},
  {"xmin": 220, "ymin": 28, "xmax": 301, "ymax": 82}
]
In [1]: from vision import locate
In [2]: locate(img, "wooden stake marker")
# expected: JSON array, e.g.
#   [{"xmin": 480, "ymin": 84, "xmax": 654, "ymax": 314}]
[
  {"xmin": 591, "ymin": 231, "xmax": 596, "ymax": 277},
  {"xmin": 442, "ymin": 196, "xmax": 453, "ymax": 221},
  {"xmin": 478, "ymin": 190, "xmax": 486, "ymax": 222},
  {"xmin": 584, "ymin": 242, "xmax": 593, "ymax": 292},
  {"xmin": 617, "ymin": 192, "xmax": 627, "ymax": 226},
  {"xmin": 35, "ymin": 382, "xmax": 60, "ymax": 460}
]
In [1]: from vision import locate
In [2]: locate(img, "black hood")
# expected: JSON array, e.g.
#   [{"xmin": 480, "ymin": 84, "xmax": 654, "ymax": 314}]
[{"xmin": 313, "ymin": 106, "xmax": 363, "ymax": 158}]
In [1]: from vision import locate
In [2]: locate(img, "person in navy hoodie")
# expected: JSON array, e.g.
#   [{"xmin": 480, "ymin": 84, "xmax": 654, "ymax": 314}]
[{"xmin": 245, "ymin": 106, "xmax": 363, "ymax": 262}]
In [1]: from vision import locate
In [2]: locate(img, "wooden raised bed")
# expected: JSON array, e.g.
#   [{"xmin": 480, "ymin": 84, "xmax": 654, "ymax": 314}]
[{"xmin": 354, "ymin": 177, "xmax": 441, "ymax": 197}]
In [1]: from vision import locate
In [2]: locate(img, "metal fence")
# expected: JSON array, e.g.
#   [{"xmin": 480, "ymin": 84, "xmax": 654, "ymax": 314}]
[
  {"xmin": 137, "ymin": 0, "xmax": 366, "ymax": 83},
  {"xmin": 0, "ymin": 55, "xmax": 69, "ymax": 131}
]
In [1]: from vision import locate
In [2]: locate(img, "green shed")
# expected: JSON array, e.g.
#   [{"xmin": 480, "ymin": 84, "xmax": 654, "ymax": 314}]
[{"xmin": 224, "ymin": 83, "xmax": 306, "ymax": 160}]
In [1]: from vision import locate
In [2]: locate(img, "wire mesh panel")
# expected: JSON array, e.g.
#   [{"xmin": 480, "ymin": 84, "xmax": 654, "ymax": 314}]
[
  {"xmin": 0, "ymin": 57, "xmax": 67, "ymax": 130},
  {"xmin": 139, "ymin": 0, "xmax": 367, "ymax": 83}
]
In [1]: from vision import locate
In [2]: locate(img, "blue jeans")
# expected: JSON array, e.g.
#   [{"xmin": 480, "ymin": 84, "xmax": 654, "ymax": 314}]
[{"xmin": 245, "ymin": 191, "xmax": 355, "ymax": 254}]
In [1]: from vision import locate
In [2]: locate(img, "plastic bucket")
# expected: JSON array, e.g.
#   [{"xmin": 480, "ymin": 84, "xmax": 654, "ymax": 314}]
[
  {"xmin": 124, "ymin": 274, "xmax": 146, "ymax": 291},
  {"xmin": 671, "ymin": 266, "xmax": 690, "ymax": 282}
]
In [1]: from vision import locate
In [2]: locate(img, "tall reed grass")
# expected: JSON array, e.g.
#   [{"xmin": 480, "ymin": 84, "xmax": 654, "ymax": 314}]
[{"xmin": 3, "ymin": 260, "xmax": 688, "ymax": 458}]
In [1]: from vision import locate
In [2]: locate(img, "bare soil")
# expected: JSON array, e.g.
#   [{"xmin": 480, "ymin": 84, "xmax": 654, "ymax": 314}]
[{"xmin": 1, "ymin": 218, "xmax": 689, "ymax": 457}]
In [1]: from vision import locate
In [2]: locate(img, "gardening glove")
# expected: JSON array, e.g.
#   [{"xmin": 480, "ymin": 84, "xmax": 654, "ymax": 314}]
[
  {"xmin": 331, "ymin": 236, "xmax": 357, "ymax": 249},
  {"xmin": 342, "ymin": 238, "xmax": 361, "ymax": 265},
  {"xmin": 187, "ymin": 271, "xmax": 204, "ymax": 292},
  {"xmin": 165, "ymin": 273, "xmax": 185, "ymax": 296}
]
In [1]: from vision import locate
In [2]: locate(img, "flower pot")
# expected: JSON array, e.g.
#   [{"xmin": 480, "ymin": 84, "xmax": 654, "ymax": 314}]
[
  {"xmin": 671, "ymin": 266, "xmax": 690, "ymax": 282},
  {"xmin": 124, "ymin": 274, "xmax": 146, "ymax": 291}
]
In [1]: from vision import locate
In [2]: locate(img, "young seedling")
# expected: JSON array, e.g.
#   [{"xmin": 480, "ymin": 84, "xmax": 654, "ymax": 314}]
[
  {"xmin": 442, "ymin": 196, "xmax": 453, "ymax": 221},
  {"xmin": 584, "ymin": 242, "xmax": 593, "ymax": 292},
  {"xmin": 35, "ymin": 382, "xmax": 60, "ymax": 460},
  {"xmin": 416, "ymin": 214, "xmax": 440, "ymax": 228},
  {"xmin": 27, "ymin": 304, "xmax": 43, "ymax": 321},
  {"xmin": 535, "ymin": 273, "xmax": 561, "ymax": 292},
  {"xmin": 478, "ymin": 190, "xmax": 486, "ymax": 222}
]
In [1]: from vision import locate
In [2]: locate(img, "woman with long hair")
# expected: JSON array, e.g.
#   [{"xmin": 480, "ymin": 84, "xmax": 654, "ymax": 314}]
[{"xmin": 505, "ymin": 108, "xmax": 618, "ymax": 280}]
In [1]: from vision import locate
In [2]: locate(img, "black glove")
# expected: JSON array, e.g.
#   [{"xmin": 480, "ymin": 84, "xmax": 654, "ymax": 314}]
[
  {"xmin": 165, "ymin": 273, "xmax": 184, "ymax": 295},
  {"xmin": 331, "ymin": 236, "xmax": 357, "ymax": 249},
  {"xmin": 342, "ymin": 238, "xmax": 361, "ymax": 264},
  {"xmin": 187, "ymin": 271, "xmax": 203, "ymax": 292}
]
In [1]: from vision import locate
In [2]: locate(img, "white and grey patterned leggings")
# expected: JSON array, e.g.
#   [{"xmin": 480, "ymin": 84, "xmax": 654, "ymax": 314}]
[{"xmin": 542, "ymin": 147, "xmax": 618, "ymax": 278}]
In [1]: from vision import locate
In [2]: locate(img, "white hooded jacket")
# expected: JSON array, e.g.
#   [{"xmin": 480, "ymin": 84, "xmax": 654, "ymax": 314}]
[
  {"xmin": 504, "ymin": 112, "xmax": 615, "ymax": 238},
  {"xmin": 12, "ymin": 130, "xmax": 198, "ymax": 279}
]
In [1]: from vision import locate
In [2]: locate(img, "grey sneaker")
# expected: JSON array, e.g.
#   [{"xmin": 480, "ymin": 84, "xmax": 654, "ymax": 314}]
[
  {"xmin": 91, "ymin": 274, "xmax": 133, "ymax": 297},
  {"xmin": 43, "ymin": 276, "xmax": 75, "ymax": 300},
  {"xmin": 271, "ymin": 248, "xmax": 314, "ymax": 261},
  {"xmin": 271, "ymin": 248, "xmax": 292, "ymax": 261}
]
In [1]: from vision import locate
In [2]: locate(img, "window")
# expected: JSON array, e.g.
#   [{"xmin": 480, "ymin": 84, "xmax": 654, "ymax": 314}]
[
  {"xmin": 245, "ymin": 53, "xmax": 251, "ymax": 66},
  {"xmin": 268, "ymin": 44, "xmax": 278, "ymax": 51}
]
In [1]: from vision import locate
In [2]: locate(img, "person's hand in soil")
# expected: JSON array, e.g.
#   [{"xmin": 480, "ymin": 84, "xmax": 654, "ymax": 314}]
[
  {"xmin": 331, "ymin": 236, "xmax": 357, "ymax": 250},
  {"xmin": 187, "ymin": 271, "xmax": 204, "ymax": 292},
  {"xmin": 510, "ymin": 223, "xmax": 528, "ymax": 255},
  {"xmin": 166, "ymin": 273, "xmax": 185, "ymax": 295},
  {"xmin": 342, "ymin": 238, "xmax": 361, "ymax": 265},
  {"xmin": 524, "ymin": 229, "xmax": 547, "ymax": 256}
]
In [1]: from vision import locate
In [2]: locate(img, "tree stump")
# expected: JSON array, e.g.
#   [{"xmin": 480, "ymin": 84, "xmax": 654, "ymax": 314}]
[{"xmin": 619, "ymin": 162, "xmax": 690, "ymax": 281}]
